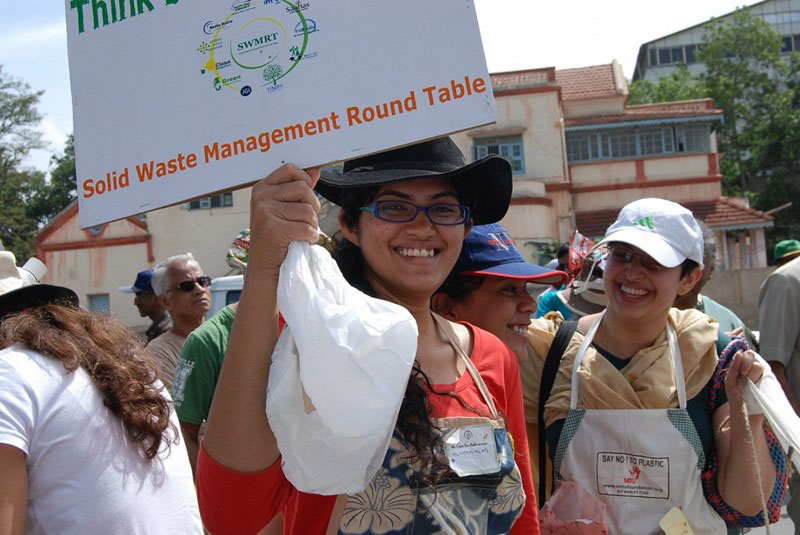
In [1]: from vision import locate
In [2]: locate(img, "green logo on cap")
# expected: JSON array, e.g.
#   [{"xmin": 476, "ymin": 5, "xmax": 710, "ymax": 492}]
[{"xmin": 634, "ymin": 215, "xmax": 655, "ymax": 230}]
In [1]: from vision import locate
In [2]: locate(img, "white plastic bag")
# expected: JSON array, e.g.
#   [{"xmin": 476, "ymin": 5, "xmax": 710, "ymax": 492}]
[
  {"xmin": 744, "ymin": 353, "xmax": 800, "ymax": 468},
  {"xmin": 266, "ymin": 241, "xmax": 418, "ymax": 495}
]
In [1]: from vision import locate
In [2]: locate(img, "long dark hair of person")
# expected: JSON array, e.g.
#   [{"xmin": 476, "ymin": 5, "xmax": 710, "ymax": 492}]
[
  {"xmin": 333, "ymin": 181, "xmax": 487, "ymax": 488},
  {"xmin": 0, "ymin": 304, "xmax": 174, "ymax": 460}
]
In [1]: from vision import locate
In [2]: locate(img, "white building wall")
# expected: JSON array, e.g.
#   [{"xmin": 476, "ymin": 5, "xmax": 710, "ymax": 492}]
[
  {"xmin": 38, "ymin": 211, "xmax": 154, "ymax": 330},
  {"xmin": 452, "ymin": 90, "xmax": 565, "ymax": 182},
  {"xmin": 451, "ymin": 89, "xmax": 563, "ymax": 251},
  {"xmin": 146, "ymin": 188, "xmax": 252, "ymax": 279}
]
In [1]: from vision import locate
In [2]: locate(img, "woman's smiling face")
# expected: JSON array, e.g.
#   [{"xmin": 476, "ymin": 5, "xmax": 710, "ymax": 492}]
[
  {"xmin": 340, "ymin": 177, "xmax": 471, "ymax": 305},
  {"xmin": 447, "ymin": 277, "xmax": 536, "ymax": 360},
  {"xmin": 603, "ymin": 243, "xmax": 698, "ymax": 324}
]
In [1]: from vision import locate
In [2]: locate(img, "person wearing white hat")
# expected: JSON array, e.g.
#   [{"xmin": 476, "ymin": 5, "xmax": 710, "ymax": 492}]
[
  {"xmin": 0, "ymin": 251, "xmax": 202, "ymax": 534},
  {"xmin": 529, "ymin": 198, "xmax": 786, "ymax": 533}
]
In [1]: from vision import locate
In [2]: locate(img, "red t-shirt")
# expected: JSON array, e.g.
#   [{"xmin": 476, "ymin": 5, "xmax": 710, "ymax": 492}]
[{"xmin": 196, "ymin": 323, "xmax": 538, "ymax": 534}]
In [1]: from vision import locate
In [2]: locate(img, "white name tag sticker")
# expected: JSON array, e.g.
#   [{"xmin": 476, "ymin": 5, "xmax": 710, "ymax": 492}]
[
  {"xmin": 444, "ymin": 425, "xmax": 500, "ymax": 477},
  {"xmin": 596, "ymin": 452, "xmax": 670, "ymax": 499}
]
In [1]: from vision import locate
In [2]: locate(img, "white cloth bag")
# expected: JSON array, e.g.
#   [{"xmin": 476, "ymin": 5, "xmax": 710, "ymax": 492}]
[{"xmin": 266, "ymin": 241, "xmax": 418, "ymax": 494}]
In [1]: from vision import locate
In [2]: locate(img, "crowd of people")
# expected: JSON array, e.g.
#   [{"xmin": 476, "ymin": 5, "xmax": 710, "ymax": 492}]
[{"xmin": 0, "ymin": 136, "xmax": 798, "ymax": 534}]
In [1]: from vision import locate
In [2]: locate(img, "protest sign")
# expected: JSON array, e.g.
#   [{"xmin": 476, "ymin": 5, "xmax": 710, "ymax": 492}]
[{"xmin": 66, "ymin": 0, "xmax": 498, "ymax": 228}]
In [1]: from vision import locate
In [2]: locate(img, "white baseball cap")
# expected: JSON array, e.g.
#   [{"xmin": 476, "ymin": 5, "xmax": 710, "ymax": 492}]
[{"xmin": 598, "ymin": 198, "xmax": 704, "ymax": 269}]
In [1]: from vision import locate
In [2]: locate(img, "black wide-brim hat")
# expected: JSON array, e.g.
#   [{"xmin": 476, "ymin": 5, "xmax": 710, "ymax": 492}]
[
  {"xmin": 0, "ymin": 284, "xmax": 79, "ymax": 321},
  {"xmin": 316, "ymin": 137, "xmax": 512, "ymax": 225}
]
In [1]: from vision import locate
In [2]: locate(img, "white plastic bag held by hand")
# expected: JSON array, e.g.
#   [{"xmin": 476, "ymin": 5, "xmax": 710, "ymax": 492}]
[
  {"xmin": 743, "ymin": 352, "xmax": 800, "ymax": 468},
  {"xmin": 267, "ymin": 241, "xmax": 418, "ymax": 494}
]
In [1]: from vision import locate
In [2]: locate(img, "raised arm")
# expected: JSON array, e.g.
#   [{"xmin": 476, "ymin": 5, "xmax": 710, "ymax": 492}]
[{"xmin": 202, "ymin": 164, "xmax": 320, "ymax": 472}]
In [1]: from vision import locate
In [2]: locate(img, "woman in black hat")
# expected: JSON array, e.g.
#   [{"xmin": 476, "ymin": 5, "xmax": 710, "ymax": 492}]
[{"xmin": 197, "ymin": 137, "xmax": 539, "ymax": 534}]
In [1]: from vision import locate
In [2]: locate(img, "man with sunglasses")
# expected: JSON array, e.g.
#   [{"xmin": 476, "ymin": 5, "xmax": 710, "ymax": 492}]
[{"xmin": 148, "ymin": 253, "xmax": 211, "ymax": 391}]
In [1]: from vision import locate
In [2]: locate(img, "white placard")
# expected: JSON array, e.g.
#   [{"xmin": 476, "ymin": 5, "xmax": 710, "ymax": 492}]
[{"xmin": 65, "ymin": 0, "xmax": 497, "ymax": 228}]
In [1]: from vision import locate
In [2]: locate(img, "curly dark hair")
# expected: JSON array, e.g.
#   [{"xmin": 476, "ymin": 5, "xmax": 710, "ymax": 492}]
[
  {"xmin": 0, "ymin": 304, "xmax": 175, "ymax": 460},
  {"xmin": 333, "ymin": 181, "xmax": 490, "ymax": 488}
]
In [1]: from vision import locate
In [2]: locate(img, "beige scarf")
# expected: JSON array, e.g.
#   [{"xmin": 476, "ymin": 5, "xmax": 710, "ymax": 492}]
[{"xmin": 529, "ymin": 308, "xmax": 719, "ymax": 427}]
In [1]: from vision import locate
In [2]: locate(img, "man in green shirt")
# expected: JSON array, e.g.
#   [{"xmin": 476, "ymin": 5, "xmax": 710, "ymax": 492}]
[{"xmin": 172, "ymin": 303, "xmax": 237, "ymax": 473}]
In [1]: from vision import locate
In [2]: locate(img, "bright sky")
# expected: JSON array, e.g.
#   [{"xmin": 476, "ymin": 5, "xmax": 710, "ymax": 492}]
[{"xmin": 2, "ymin": 0, "xmax": 754, "ymax": 173}]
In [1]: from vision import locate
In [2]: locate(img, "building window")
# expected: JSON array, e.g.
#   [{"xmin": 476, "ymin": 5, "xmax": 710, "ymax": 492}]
[
  {"xmin": 566, "ymin": 124, "xmax": 710, "ymax": 163},
  {"xmin": 677, "ymin": 125, "xmax": 710, "ymax": 153},
  {"xmin": 567, "ymin": 135, "xmax": 589, "ymax": 162},
  {"xmin": 87, "ymin": 294, "xmax": 110, "ymax": 315},
  {"xmin": 795, "ymin": 35, "xmax": 800, "ymax": 53},
  {"xmin": 761, "ymin": 12, "xmax": 800, "ymax": 25},
  {"xmin": 610, "ymin": 131, "xmax": 637, "ymax": 158},
  {"xmin": 640, "ymin": 128, "xmax": 673, "ymax": 155},
  {"xmin": 685, "ymin": 45, "xmax": 697, "ymax": 64},
  {"xmin": 85, "ymin": 224, "xmax": 106, "ymax": 237},
  {"xmin": 651, "ymin": 44, "xmax": 702, "ymax": 66},
  {"xmin": 189, "ymin": 192, "xmax": 233, "ymax": 210},
  {"xmin": 782, "ymin": 36, "xmax": 794, "ymax": 54},
  {"xmin": 473, "ymin": 136, "xmax": 525, "ymax": 174}
]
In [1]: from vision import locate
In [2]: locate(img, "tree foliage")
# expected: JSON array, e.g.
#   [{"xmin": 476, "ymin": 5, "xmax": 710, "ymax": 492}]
[
  {"xmin": 0, "ymin": 65, "xmax": 45, "ymax": 183},
  {"xmin": 698, "ymin": 10, "xmax": 786, "ymax": 194},
  {"xmin": 628, "ymin": 68, "xmax": 708, "ymax": 105},
  {"xmin": 0, "ymin": 66, "xmax": 76, "ymax": 261},
  {"xmin": 0, "ymin": 169, "xmax": 45, "ymax": 260},
  {"xmin": 627, "ymin": 10, "xmax": 800, "ymax": 244},
  {"xmin": 28, "ymin": 135, "xmax": 77, "ymax": 226}
]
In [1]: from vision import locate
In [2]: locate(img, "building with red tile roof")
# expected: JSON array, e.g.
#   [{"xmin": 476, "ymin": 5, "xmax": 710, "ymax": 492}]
[
  {"xmin": 451, "ymin": 60, "xmax": 771, "ymax": 270},
  {"xmin": 555, "ymin": 63, "xmax": 625, "ymax": 101},
  {"xmin": 576, "ymin": 198, "xmax": 773, "ymax": 238}
]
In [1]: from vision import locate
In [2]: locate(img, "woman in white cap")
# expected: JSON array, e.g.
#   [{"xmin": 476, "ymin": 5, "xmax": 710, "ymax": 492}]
[
  {"xmin": 197, "ymin": 138, "xmax": 539, "ymax": 534},
  {"xmin": 532, "ymin": 198, "xmax": 786, "ymax": 533},
  {"xmin": 0, "ymin": 252, "xmax": 201, "ymax": 534}
]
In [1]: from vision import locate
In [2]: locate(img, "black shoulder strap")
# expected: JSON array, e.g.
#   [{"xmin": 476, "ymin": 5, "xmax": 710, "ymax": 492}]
[{"xmin": 537, "ymin": 319, "xmax": 578, "ymax": 508}]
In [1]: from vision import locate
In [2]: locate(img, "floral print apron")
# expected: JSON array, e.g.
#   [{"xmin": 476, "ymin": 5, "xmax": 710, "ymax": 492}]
[{"xmin": 334, "ymin": 314, "xmax": 526, "ymax": 534}]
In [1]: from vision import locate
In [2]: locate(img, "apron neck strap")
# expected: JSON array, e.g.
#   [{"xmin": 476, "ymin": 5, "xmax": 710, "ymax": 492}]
[
  {"xmin": 570, "ymin": 311, "xmax": 687, "ymax": 409},
  {"xmin": 431, "ymin": 312, "xmax": 499, "ymax": 418}
]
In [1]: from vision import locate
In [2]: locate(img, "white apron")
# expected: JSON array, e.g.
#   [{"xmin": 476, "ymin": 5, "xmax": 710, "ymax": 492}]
[{"xmin": 553, "ymin": 312, "xmax": 727, "ymax": 534}]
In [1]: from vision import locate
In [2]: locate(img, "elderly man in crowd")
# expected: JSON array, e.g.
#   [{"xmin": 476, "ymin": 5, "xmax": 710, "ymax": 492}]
[{"xmin": 148, "ymin": 253, "xmax": 211, "ymax": 391}]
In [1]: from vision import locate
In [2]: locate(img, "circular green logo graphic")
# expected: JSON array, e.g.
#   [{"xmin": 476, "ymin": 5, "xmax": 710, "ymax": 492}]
[{"xmin": 199, "ymin": 0, "xmax": 314, "ymax": 94}]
